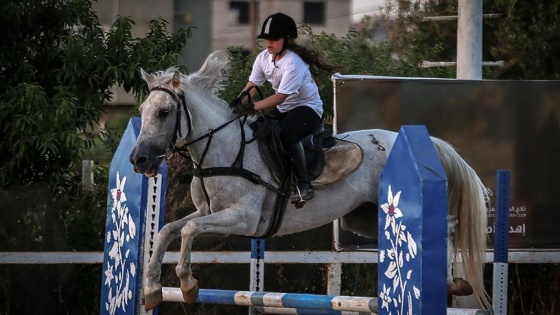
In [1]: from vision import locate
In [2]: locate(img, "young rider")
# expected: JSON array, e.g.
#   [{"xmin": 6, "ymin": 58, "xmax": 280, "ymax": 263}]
[{"xmin": 232, "ymin": 12, "xmax": 338, "ymax": 201}]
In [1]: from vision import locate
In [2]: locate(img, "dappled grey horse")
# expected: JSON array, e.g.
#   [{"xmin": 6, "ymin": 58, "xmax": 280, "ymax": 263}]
[{"xmin": 129, "ymin": 51, "xmax": 491, "ymax": 310}]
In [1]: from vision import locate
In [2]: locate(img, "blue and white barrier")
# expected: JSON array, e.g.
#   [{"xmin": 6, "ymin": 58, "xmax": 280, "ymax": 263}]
[
  {"xmin": 100, "ymin": 117, "xmax": 167, "ymax": 315},
  {"xmin": 377, "ymin": 125, "xmax": 448, "ymax": 314},
  {"xmin": 100, "ymin": 121, "xmax": 502, "ymax": 315},
  {"xmin": 162, "ymin": 287, "xmax": 377, "ymax": 314},
  {"xmin": 161, "ymin": 287, "xmax": 489, "ymax": 315}
]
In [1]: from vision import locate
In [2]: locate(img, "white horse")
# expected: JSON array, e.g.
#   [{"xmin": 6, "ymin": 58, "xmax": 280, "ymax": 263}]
[{"xmin": 129, "ymin": 51, "xmax": 491, "ymax": 310}]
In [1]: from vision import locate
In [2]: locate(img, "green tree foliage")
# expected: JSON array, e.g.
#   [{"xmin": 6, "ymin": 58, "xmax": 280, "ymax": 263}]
[
  {"xmin": 0, "ymin": 1, "xmax": 191, "ymax": 314},
  {"xmin": 485, "ymin": 0, "xmax": 560, "ymax": 79},
  {"xmin": 222, "ymin": 24, "xmax": 425, "ymax": 122},
  {"xmin": 0, "ymin": 0, "xmax": 191, "ymax": 188},
  {"xmin": 383, "ymin": 0, "xmax": 560, "ymax": 80}
]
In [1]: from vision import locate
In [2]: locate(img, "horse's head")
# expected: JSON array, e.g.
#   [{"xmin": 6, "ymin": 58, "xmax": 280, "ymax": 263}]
[
  {"xmin": 129, "ymin": 68, "xmax": 187, "ymax": 176},
  {"xmin": 129, "ymin": 51, "xmax": 230, "ymax": 177}
]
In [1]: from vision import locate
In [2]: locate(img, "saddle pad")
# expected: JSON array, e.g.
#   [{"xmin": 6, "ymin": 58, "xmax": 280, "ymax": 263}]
[{"xmin": 312, "ymin": 140, "xmax": 363, "ymax": 188}]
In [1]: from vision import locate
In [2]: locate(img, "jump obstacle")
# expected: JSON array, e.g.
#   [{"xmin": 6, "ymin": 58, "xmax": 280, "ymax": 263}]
[{"xmin": 100, "ymin": 119, "xmax": 508, "ymax": 315}]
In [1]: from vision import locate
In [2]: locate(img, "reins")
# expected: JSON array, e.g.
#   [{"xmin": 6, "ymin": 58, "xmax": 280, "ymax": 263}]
[
  {"xmin": 152, "ymin": 85, "xmax": 263, "ymax": 158},
  {"xmin": 149, "ymin": 86, "xmax": 238, "ymax": 159}
]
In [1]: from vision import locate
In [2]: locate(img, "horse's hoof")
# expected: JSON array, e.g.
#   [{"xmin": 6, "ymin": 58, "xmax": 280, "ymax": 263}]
[
  {"xmin": 181, "ymin": 278, "xmax": 199, "ymax": 303},
  {"xmin": 144, "ymin": 288, "xmax": 163, "ymax": 311},
  {"xmin": 447, "ymin": 278, "xmax": 474, "ymax": 296}
]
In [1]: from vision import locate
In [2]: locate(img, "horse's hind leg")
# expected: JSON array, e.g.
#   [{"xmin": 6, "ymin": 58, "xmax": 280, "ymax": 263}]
[
  {"xmin": 446, "ymin": 215, "xmax": 473, "ymax": 297},
  {"xmin": 175, "ymin": 207, "xmax": 257, "ymax": 304},
  {"xmin": 144, "ymin": 212, "xmax": 203, "ymax": 311},
  {"xmin": 446, "ymin": 215, "xmax": 457, "ymax": 286}
]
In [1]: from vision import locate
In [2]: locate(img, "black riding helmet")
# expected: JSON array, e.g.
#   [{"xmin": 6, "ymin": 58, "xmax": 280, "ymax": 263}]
[{"xmin": 257, "ymin": 13, "xmax": 298, "ymax": 40}]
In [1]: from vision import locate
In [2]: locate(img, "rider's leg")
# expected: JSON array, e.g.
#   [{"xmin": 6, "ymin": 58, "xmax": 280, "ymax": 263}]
[
  {"xmin": 286, "ymin": 141, "xmax": 314, "ymax": 200},
  {"xmin": 279, "ymin": 106, "xmax": 322, "ymax": 201}
]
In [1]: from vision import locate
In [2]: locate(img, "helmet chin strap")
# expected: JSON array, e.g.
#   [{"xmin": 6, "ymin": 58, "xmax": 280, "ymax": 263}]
[{"xmin": 272, "ymin": 39, "xmax": 288, "ymax": 68}]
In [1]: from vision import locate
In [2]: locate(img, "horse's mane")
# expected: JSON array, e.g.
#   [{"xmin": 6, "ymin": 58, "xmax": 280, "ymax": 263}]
[
  {"xmin": 184, "ymin": 51, "xmax": 230, "ymax": 108},
  {"xmin": 148, "ymin": 68, "xmax": 174, "ymax": 80},
  {"xmin": 145, "ymin": 51, "xmax": 241, "ymax": 113}
]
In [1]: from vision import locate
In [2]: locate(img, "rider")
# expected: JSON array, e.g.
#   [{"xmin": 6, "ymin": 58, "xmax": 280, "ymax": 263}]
[{"xmin": 232, "ymin": 12, "xmax": 338, "ymax": 201}]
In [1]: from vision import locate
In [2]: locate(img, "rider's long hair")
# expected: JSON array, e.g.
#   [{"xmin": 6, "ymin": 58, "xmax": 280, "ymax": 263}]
[{"xmin": 284, "ymin": 38, "xmax": 342, "ymax": 80}]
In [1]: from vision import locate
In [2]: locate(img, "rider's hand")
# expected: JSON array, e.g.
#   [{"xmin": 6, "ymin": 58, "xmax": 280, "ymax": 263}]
[
  {"xmin": 230, "ymin": 97, "xmax": 242, "ymax": 107},
  {"xmin": 232, "ymin": 102, "xmax": 256, "ymax": 117}
]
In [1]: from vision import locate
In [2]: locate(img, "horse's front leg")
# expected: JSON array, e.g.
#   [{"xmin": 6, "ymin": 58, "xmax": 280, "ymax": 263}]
[
  {"xmin": 175, "ymin": 205, "xmax": 259, "ymax": 303},
  {"xmin": 144, "ymin": 211, "xmax": 203, "ymax": 311}
]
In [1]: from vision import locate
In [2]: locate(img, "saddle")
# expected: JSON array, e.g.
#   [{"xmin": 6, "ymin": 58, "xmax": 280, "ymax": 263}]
[{"xmin": 249, "ymin": 115, "xmax": 363, "ymax": 190}]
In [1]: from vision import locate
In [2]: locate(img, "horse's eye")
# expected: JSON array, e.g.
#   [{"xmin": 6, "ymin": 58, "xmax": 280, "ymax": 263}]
[{"xmin": 159, "ymin": 108, "xmax": 170, "ymax": 117}]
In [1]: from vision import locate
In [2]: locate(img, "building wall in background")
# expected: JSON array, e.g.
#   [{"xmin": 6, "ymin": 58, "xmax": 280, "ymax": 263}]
[
  {"xmin": 91, "ymin": 0, "xmax": 352, "ymax": 114},
  {"xmin": 94, "ymin": 0, "xmax": 352, "ymax": 71}
]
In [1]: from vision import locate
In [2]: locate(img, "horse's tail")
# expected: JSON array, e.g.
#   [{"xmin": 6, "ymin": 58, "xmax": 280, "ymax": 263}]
[{"xmin": 431, "ymin": 137, "xmax": 492, "ymax": 309}]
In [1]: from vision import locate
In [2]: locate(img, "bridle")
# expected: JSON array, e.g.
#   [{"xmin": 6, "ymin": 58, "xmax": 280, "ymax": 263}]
[
  {"xmin": 148, "ymin": 86, "xmax": 193, "ymax": 157},
  {"xmin": 148, "ymin": 86, "xmax": 238, "ymax": 159},
  {"xmin": 148, "ymin": 85, "xmax": 265, "ymax": 158}
]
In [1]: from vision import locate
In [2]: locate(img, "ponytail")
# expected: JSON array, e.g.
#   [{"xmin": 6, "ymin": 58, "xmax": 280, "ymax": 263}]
[{"xmin": 285, "ymin": 38, "xmax": 341, "ymax": 80}]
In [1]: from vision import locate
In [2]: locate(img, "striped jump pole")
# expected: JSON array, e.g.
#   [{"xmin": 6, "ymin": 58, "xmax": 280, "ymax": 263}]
[
  {"xmin": 162, "ymin": 287, "xmax": 377, "ymax": 314},
  {"xmin": 161, "ymin": 287, "xmax": 489, "ymax": 315}
]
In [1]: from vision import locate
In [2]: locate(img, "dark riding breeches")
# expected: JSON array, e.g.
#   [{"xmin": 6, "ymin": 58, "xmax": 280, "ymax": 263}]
[{"xmin": 269, "ymin": 106, "xmax": 322, "ymax": 146}]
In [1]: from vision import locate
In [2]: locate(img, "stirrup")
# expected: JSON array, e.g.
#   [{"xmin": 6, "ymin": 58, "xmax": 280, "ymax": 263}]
[
  {"xmin": 301, "ymin": 187, "xmax": 315, "ymax": 201},
  {"xmin": 291, "ymin": 197, "xmax": 306, "ymax": 209},
  {"xmin": 291, "ymin": 183, "xmax": 314, "ymax": 209}
]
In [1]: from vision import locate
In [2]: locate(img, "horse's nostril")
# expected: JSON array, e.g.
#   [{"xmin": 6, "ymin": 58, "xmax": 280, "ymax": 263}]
[
  {"xmin": 129, "ymin": 152, "xmax": 147, "ymax": 167},
  {"xmin": 136, "ymin": 156, "xmax": 147, "ymax": 165}
]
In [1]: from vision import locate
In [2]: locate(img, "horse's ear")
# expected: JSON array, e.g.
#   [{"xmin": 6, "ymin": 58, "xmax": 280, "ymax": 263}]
[
  {"xmin": 140, "ymin": 68, "xmax": 154, "ymax": 87},
  {"xmin": 172, "ymin": 71, "xmax": 182, "ymax": 90}
]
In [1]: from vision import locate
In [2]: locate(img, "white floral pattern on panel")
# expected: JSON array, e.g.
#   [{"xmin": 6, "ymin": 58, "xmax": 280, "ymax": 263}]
[
  {"xmin": 380, "ymin": 185, "xmax": 419, "ymax": 315},
  {"xmin": 103, "ymin": 171, "xmax": 137, "ymax": 315}
]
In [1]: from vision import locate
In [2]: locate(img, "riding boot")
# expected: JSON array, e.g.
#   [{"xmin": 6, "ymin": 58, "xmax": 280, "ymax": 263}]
[{"xmin": 287, "ymin": 142, "xmax": 315, "ymax": 201}]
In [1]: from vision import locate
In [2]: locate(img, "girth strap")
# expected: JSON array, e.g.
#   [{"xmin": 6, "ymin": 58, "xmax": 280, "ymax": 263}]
[
  {"xmin": 192, "ymin": 166, "xmax": 292, "ymax": 238},
  {"xmin": 192, "ymin": 167, "xmax": 283, "ymax": 194}
]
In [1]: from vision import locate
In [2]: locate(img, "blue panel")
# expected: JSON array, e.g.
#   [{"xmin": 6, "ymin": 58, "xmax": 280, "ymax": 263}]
[
  {"xmin": 293, "ymin": 310, "xmax": 342, "ymax": 315},
  {"xmin": 378, "ymin": 125, "xmax": 447, "ymax": 315},
  {"xmin": 281, "ymin": 293, "xmax": 335, "ymax": 310},
  {"xmin": 253, "ymin": 306, "xmax": 342, "ymax": 315},
  {"xmin": 251, "ymin": 238, "xmax": 265, "ymax": 259},
  {"xmin": 494, "ymin": 170, "xmax": 510, "ymax": 263},
  {"xmin": 195, "ymin": 289, "xmax": 237, "ymax": 305}
]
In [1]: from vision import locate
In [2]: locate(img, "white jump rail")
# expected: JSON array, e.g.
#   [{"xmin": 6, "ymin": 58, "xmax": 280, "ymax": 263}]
[{"xmin": 2, "ymin": 249, "xmax": 560, "ymax": 265}]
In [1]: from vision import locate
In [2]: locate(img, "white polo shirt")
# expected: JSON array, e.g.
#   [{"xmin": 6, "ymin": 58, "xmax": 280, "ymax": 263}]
[{"xmin": 249, "ymin": 49, "xmax": 323, "ymax": 117}]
